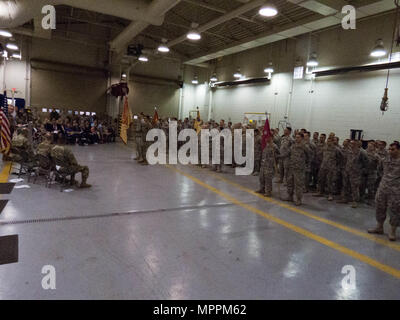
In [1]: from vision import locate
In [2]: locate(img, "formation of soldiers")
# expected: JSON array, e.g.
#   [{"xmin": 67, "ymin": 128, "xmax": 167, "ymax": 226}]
[
  {"xmin": 8, "ymin": 128, "xmax": 91, "ymax": 188},
  {"xmin": 255, "ymin": 127, "xmax": 399, "ymax": 241}
]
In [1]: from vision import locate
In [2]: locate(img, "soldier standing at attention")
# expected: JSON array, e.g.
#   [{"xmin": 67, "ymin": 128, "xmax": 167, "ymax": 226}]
[
  {"xmin": 362, "ymin": 141, "xmax": 380, "ymax": 205},
  {"xmin": 284, "ymin": 133, "xmax": 309, "ymax": 206},
  {"xmin": 338, "ymin": 140, "xmax": 368, "ymax": 208},
  {"xmin": 253, "ymin": 129, "xmax": 262, "ymax": 176},
  {"xmin": 51, "ymin": 145, "xmax": 91, "ymax": 188},
  {"xmin": 256, "ymin": 135, "xmax": 279, "ymax": 197},
  {"xmin": 368, "ymin": 142, "xmax": 400, "ymax": 241},
  {"xmin": 313, "ymin": 133, "xmax": 326, "ymax": 190},
  {"xmin": 375, "ymin": 140, "xmax": 388, "ymax": 190},
  {"xmin": 278, "ymin": 127, "xmax": 293, "ymax": 184},
  {"xmin": 314, "ymin": 137, "xmax": 342, "ymax": 201},
  {"xmin": 303, "ymin": 132, "xmax": 315, "ymax": 193}
]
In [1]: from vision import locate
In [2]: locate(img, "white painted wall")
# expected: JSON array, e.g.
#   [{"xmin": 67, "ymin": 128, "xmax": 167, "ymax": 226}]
[{"xmin": 184, "ymin": 12, "xmax": 400, "ymax": 143}]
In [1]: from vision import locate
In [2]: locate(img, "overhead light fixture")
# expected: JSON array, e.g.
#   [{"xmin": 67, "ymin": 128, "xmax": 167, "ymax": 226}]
[
  {"xmin": 158, "ymin": 44, "xmax": 170, "ymax": 53},
  {"xmin": 138, "ymin": 55, "xmax": 148, "ymax": 62},
  {"xmin": 210, "ymin": 73, "xmax": 218, "ymax": 82},
  {"xmin": 0, "ymin": 30, "xmax": 12, "ymax": 38},
  {"xmin": 158, "ymin": 38, "xmax": 170, "ymax": 53},
  {"xmin": 264, "ymin": 62, "xmax": 274, "ymax": 73},
  {"xmin": 370, "ymin": 39, "xmax": 387, "ymax": 57},
  {"xmin": 192, "ymin": 76, "xmax": 199, "ymax": 85},
  {"xmin": 259, "ymin": 4, "xmax": 278, "ymax": 17},
  {"xmin": 6, "ymin": 43, "xmax": 19, "ymax": 51},
  {"xmin": 121, "ymin": 73, "xmax": 127, "ymax": 80},
  {"xmin": 12, "ymin": 53, "xmax": 21, "ymax": 59},
  {"xmin": 234, "ymin": 68, "xmax": 242, "ymax": 79},
  {"xmin": 307, "ymin": 53, "xmax": 319, "ymax": 67},
  {"xmin": 187, "ymin": 22, "xmax": 201, "ymax": 41}
]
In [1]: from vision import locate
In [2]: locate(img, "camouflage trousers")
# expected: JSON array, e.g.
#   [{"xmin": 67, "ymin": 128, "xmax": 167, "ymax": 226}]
[
  {"xmin": 361, "ymin": 172, "xmax": 377, "ymax": 200},
  {"xmin": 341, "ymin": 171, "xmax": 361, "ymax": 202},
  {"xmin": 318, "ymin": 166, "xmax": 337, "ymax": 195},
  {"xmin": 59, "ymin": 165, "xmax": 89, "ymax": 182},
  {"xmin": 304, "ymin": 168, "xmax": 312, "ymax": 192},
  {"xmin": 259, "ymin": 166, "xmax": 275, "ymax": 194},
  {"xmin": 375, "ymin": 186, "xmax": 400, "ymax": 227},
  {"xmin": 287, "ymin": 168, "xmax": 305, "ymax": 200},
  {"xmin": 279, "ymin": 158, "xmax": 290, "ymax": 182}
]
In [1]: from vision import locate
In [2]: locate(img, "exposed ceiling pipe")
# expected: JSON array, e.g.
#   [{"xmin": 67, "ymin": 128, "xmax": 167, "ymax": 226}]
[
  {"xmin": 166, "ymin": 0, "xmax": 266, "ymax": 48},
  {"xmin": 0, "ymin": 0, "xmax": 164, "ymax": 29},
  {"xmin": 109, "ymin": 0, "xmax": 182, "ymax": 54}
]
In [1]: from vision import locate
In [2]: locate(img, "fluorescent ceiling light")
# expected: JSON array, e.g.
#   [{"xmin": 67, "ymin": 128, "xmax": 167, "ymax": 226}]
[
  {"xmin": 12, "ymin": 53, "xmax": 21, "ymax": 59},
  {"xmin": 192, "ymin": 76, "xmax": 199, "ymax": 84},
  {"xmin": 259, "ymin": 5, "xmax": 278, "ymax": 17},
  {"xmin": 210, "ymin": 73, "xmax": 218, "ymax": 82},
  {"xmin": 234, "ymin": 68, "xmax": 242, "ymax": 79},
  {"xmin": 307, "ymin": 53, "xmax": 319, "ymax": 67},
  {"xmin": 0, "ymin": 30, "xmax": 12, "ymax": 38},
  {"xmin": 158, "ymin": 44, "xmax": 170, "ymax": 53},
  {"xmin": 138, "ymin": 55, "xmax": 148, "ymax": 62},
  {"xmin": 264, "ymin": 63, "xmax": 274, "ymax": 73},
  {"xmin": 187, "ymin": 30, "xmax": 201, "ymax": 40},
  {"xmin": 370, "ymin": 39, "xmax": 387, "ymax": 57},
  {"xmin": 6, "ymin": 43, "xmax": 18, "ymax": 51}
]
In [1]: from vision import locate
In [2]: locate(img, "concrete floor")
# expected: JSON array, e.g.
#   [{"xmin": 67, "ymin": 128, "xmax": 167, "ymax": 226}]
[{"xmin": 0, "ymin": 143, "xmax": 399, "ymax": 300}]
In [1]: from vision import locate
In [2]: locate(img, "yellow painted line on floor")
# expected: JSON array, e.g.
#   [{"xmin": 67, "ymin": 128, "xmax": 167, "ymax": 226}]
[
  {"xmin": 203, "ymin": 170, "xmax": 400, "ymax": 253},
  {"xmin": 166, "ymin": 164, "xmax": 400, "ymax": 280},
  {"xmin": 0, "ymin": 162, "xmax": 11, "ymax": 183}
]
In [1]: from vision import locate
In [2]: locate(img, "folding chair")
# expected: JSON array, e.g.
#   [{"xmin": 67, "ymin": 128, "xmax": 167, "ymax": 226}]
[{"xmin": 33, "ymin": 154, "xmax": 55, "ymax": 188}]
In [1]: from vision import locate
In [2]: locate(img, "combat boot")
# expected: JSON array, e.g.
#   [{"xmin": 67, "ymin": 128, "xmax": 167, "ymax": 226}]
[
  {"xmin": 295, "ymin": 199, "xmax": 302, "ymax": 206},
  {"xmin": 351, "ymin": 202, "xmax": 358, "ymax": 208},
  {"xmin": 79, "ymin": 182, "xmax": 92, "ymax": 188},
  {"xmin": 327, "ymin": 195, "xmax": 334, "ymax": 201},
  {"xmin": 264, "ymin": 191, "xmax": 272, "ymax": 197},
  {"xmin": 388, "ymin": 226, "xmax": 397, "ymax": 241},
  {"xmin": 255, "ymin": 189, "xmax": 264, "ymax": 194},
  {"xmin": 367, "ymin": 223, "xmax": 384, "ymax": 235}
]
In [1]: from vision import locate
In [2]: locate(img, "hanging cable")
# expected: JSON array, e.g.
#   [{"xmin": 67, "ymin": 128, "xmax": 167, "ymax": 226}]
[{"xmin": 380, "ymin": 0, "xmax": 400, "ymax": 112}]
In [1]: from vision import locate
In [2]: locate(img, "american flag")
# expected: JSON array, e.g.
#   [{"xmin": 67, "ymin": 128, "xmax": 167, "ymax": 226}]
[{"xmin": 0, "ymin": 91, "xmax": 11, "ymax": 155}]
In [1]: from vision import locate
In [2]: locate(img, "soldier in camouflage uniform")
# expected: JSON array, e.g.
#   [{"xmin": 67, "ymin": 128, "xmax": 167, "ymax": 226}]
[
  {"xmin": 368, "ymin": 142, "xmax": 400, "ymax": 241},
  {"xmin": 253, "ymin": 129, "xmax": 262, "ymax": 176},
  {"xmin": 375, "ymin": 140, "xmax": 388, "ymax": 191},
  {"xmin": 304, "ymin": 132, "xmax": 316, "ymax": 193},
  {"xmin": 361, "ymin": 141, "xmax": 381, "ymax": 205},
  {"xmin": 37, "ymin": 133, "xmax": 53, "ymax": 158},
  {"xmin": 278, "ymin": 127, "xmax": 293, "ymax": 184},
  {"xmin": 284, "ymin": 133, "xmax": 310, "ymax": 206},
  {"xmin": 50, "ymin": 145, "xmax": 91, "ymax": 188},
  {"xmin": 256, "ymin": 135, "xmax": 279, "ymax": 197},
  {"xmin": 338, "ymin": 140, "xmax": 368, "ymax": 208},
  {"xmin": 313, "ymin": 133, "xmax": 326, "ymax": 190},
  {"xmin": 313, "ymin": 137, "xmax": 342, "ymax": 201},
  {"xmin": 10, "ymin": 128, "xmax": 34, "ymax": 162}
]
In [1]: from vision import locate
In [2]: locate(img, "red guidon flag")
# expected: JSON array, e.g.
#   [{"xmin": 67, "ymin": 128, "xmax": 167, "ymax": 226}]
[
  {"xmin": 153, "ymin": 107, "xmax": 159, "ymax": 125},
  {"xmin": 261, "ymin": 114, "xmax": 272, "ymax": 150},
  {"xmin": 120, "ymin": 97, "xmax": 132, "ymax": 144}
]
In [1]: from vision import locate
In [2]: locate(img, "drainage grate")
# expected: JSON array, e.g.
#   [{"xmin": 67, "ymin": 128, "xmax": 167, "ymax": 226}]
[{"xmin": 0, "ymin": 201, "xmax": 253, "ymax": 226}]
